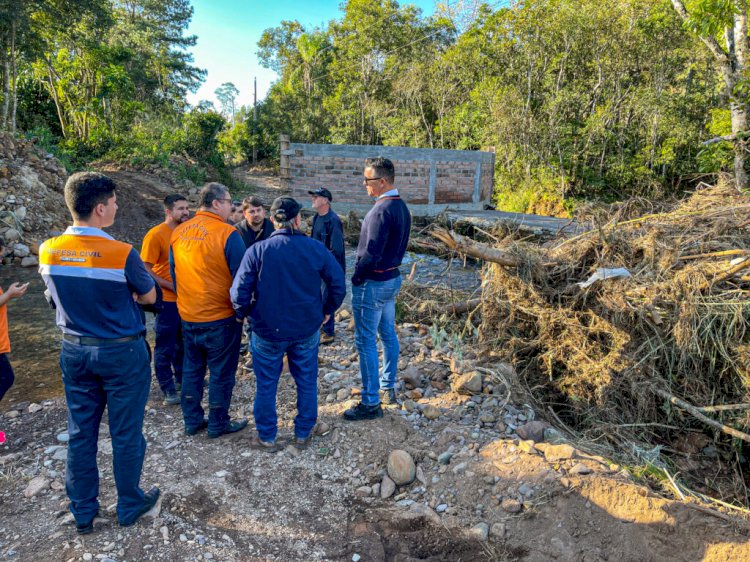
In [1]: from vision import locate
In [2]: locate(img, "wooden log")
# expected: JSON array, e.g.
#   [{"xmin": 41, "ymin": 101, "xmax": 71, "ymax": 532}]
[
  {"xmin": 429, "ymin": 228, "xmax": 519, "ymax": 267},
  {"xmin": 652, "ymin": 387, "xmax": 750, "ymax": 443},
  {"xmin": 698, "ymin": 257, "xmax": 750, "ymax": 290},
  {"xmin": 680, "ymin": 249, "xmax": 750, "ymax": 260},
  {"xmin": 447, "ymin": 298, "xmax": 481, "ymax": 315}
]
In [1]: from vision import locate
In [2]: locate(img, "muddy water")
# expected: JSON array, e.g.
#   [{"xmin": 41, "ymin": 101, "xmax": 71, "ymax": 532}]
[
  {"xmin": 0, "ymin": 265, "xmax": 62, "ymax": 409},
  {"xmin": 0, "ymin": 248, "xmax": 480, "ymax": 408}
]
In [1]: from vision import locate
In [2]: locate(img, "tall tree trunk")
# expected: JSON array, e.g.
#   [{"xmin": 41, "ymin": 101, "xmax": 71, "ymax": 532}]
[
  {"xmin": 671, "ymin": 0, "xmax": 749, "ymax": 189},
  {"xmin": 9, "ymin": 19, "xmax": 16, "ymax": 133},
  {"xmin": 1, "ymin": 34, "xmax": 10, "ymax": 131},
  {"xmin": 732, "ymin": 10, "xmax": 749, "ymax": 189}
]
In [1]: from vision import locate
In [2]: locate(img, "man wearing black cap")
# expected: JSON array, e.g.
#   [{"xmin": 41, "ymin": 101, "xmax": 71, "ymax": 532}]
[
  {"xmin": 309, "ymin": 187, "xmax": 346, "ymax": 344},
  {"xmin": 231, "ymin": 196, "xmax": 346, "ymax": 451}
]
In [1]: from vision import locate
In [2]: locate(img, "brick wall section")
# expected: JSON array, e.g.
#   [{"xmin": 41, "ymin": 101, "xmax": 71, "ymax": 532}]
[{"xmin": 282, "ymin": 143, "xmax": 495, "ymax": 214}]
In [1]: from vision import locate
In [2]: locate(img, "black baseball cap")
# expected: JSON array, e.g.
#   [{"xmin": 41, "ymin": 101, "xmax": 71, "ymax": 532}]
[
  {"xmin": 308, "ymin": 187, "xmax": 333, "ymax": 202},
  {"xmin": 270, "ymin": 196, "xmax": 301, "ymax": 221}
]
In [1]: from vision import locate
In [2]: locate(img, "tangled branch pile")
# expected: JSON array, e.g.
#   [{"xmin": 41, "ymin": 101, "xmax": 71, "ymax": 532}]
[{"xmin": 477, "ymin": 184, "xmax": 750, "ymax": 481}]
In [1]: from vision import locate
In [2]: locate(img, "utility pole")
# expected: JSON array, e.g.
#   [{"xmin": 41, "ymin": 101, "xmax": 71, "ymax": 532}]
[{"xmin": 253, "ymin": 77, "xmax": 258, "ymax": 165}]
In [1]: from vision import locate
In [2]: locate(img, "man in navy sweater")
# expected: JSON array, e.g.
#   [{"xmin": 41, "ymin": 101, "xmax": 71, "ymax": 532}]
[
  {"xmin": 344, "ymin": 157, "xmax": 411, "ymax": 421},
  {"xmin": 231, "ymin": 197, "xmax": 346, "ymax": 450}
]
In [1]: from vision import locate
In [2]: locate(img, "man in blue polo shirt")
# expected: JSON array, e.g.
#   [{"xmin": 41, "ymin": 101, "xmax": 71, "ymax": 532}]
[
  {"xmin": 231, "ymin": 197, "xmax": 346, "ymax": 450},
  {"xmin": 344, "ymin": 157, "xmax": 411, "ymax": 421},
  {"xmin": 39, "ymin": 172, "xmax": 159, "ymax": 534}
]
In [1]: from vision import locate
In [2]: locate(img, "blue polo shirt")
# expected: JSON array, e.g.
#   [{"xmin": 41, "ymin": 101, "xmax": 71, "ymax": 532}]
[{"xmin": 39, "ymin": 226, "xmax": 154, "ymax": 339}]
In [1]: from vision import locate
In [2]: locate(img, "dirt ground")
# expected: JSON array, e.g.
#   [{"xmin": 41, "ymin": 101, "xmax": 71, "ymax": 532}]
[{"xmin": 1, "ymin": 168, "xmax": 750, "ymax": 561}]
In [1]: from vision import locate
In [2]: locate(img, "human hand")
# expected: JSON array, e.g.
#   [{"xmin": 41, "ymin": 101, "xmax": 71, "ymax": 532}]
[{"xmin": 6, "ymin": 282, "xmax": 28, "ymax": 299}]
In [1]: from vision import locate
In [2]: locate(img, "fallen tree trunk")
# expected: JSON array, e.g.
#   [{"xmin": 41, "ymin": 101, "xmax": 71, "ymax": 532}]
[
  {"xmin": 447, "ymin": 298, "xmax": 481, "ymax": 315},
  {"xmin": 429, "ymin": 228, "xmax": 520, "ymax": 267}
]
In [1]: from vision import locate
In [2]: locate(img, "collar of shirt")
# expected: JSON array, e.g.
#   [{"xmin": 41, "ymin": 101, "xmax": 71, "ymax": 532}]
[
  {"xmin": 64, "ymin": 226, "xmax": 114, "ymax": 240},
  {"xmin": 377, "ymin": 188, "xmax": 399, "ymax": 200},
  {"xmin": 195, "ymin": 210, "xmax": 225, "ymax": 221},
  {"xmin": 270, "ymin": 228, "xmax": 298, "ymax": 237}
]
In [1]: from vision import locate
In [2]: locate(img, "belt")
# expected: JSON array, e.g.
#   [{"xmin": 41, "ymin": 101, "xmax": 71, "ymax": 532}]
[{"xmin": 62, "ymin": 333, "xmax": 142, "ymax": 346}]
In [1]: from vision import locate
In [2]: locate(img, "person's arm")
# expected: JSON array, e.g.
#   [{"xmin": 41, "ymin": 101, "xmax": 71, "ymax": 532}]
[
  {"xmin": 0, "ymin": 282, "xmax": 28, "ymax": 306},
  {"xmin": 168, "ymin": 245, "xmax": 177, "ymax": 293},
  {"xmin": 230, "ymin": 250, "xmax": 258, "ymax": 318},
  {"xmin": 144, "ymin": 262, "xmax": 175, "ymax": 292},
  {"xmin": 352, "ymin": 210, "xmax": 389, "ymax": 285},
  {"xmin": 331, "ymin": 217, "xmax": 346, "ymax": 268},
  {"xmin": 125, "ymin": 249, "xmax": 157, "ymax": 305},
  {"xmin": 224, "ymin": 230, "xmax": 247, "ymax": 278},
  {"xmin": 321, "ymin": 250, "xmax": 347, "ymax": 314}
]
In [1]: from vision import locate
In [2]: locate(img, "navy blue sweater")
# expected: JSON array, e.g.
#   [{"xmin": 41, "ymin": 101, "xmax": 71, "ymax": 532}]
[
  {"xmin": 311, "ymin": 211, "xmax": 346, "ymax": 273},
  {"xmin": 353, "ymin": 195, "xmax": 411, "ymax": 285},
  {"xmin": 230, "ymin": 228, "xmax": 346, "ymax": 342}
]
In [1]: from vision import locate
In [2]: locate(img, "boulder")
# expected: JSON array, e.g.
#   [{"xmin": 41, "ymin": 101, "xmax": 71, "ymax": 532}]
[
  {"xmin": 387, "ymin": 450, "xmax": 416, "ymax": 486},
  {"xmin": 23, "ymin": 476, "xmax": 50, "ymax": 498},
  {"xmin": 21, "ymin": 256, "xmax": 38, "ymax": 267},
  {"xmin": 516, "ymin": 421, "xmax": 548, "ymax": 443},
  {"xmin": 451, "ymin": 371, "xmax": 483, "ymax": 395}
]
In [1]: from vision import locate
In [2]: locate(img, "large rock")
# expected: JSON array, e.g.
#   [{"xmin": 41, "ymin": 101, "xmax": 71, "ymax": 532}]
[
  {"xmin": 21, "ymin": 256, "xmax": 38, "ymax": 267},
  {"xmin": 381, "ymin": 474, "xmax": 396, "ymax": 498},
  {"xmin": 451, "ymin": 371, "xmax": 483, "ymax": 395},
  {"xmin": 543, "ymin": 443, "xmax": 577, "ymax": 462},
  {"xmin": 4, "ymin": 228, "xmax": 20, "ymax": 242},
  {"xmin": 12, "ymin": 243, "xmax": 29, "ymax": 258},
  {"xmin": 400, "ymin": 366, "xmax": 421, "ymax": 389},
  {"xmin": 387, "ymin": 450, "xmax": 416, "ymax": 485},
  {"xmin": 516, "ymin": 421, "xmax": 548, "ymax": 443},
  {"xmin": 23, "ymin": 476, "xmax": 50, "ymax": 498}
]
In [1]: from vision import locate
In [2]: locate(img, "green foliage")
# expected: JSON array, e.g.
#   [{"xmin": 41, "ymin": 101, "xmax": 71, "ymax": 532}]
[{"xmin": 252, "ymin": 0, "xmax": 728, "ymax": 205}]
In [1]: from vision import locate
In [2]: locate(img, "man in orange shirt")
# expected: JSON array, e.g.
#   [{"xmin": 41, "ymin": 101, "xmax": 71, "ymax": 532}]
[
  {"xmin": 141, "ymin": 194, "xmax": 190, "ymax": 406},
  {"xmin": 170, "ymin": 183, "xmax": 248, "ymax": 438},
  {"xmin": 0, "ymin": 237, "xmax": 28, "ymax": 404}
]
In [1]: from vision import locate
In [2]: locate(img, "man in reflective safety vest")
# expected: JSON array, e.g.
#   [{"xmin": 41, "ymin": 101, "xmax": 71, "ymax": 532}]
[{"xmin": 39, "ymin": 172, "xmax": 159, "ymax": 534}]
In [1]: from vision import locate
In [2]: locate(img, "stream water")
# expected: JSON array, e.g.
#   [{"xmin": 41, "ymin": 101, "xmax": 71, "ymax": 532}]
[{"xmin": 0, "ymin": 248, "xmax": 481, "ymax": 408}]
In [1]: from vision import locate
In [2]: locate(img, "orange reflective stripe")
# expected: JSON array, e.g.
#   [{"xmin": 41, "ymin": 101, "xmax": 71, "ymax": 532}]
[{"xmin": 40, "ymin": 235, "xmax": 131, "ymax": 270}]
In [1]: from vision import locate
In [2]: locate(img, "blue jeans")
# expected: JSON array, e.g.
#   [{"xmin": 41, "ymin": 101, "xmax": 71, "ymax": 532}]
[
  {"xmin": 181, "ymin": 318, "xmax": 242, "ymax": 434},
  {"xmin": 251, "ymin": 331, "xmax": 319, "ymax": 441},
  {"xmin": 153, "ymin": 301, "xmax": 183, "ymax": 394},
  {"xmin": 352, "ymin": 276, "xmax": 402, "ymax": 406},
  {"xmin": 60, "ymin": 337, "xmax": 151, "ymax": 525}
]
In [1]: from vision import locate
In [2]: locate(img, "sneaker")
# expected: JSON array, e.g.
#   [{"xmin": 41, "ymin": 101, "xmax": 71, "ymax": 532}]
[
  {"xmin": 379, "ymin": 388, "xmax": 400, "ymax": 406},
  {"xmin": 207, "ymin": 418, "xmax": 248, "ymax": 439},
  {"xmin": 343, "ymin": 402, "xmax": 383, "ymax": 421},
  {"xmin": 163, "ymin": 391, "xmax": 180, "ymax": 406},
  {"xmin": 320, "ymin": 332, "xmax": 335, "ymax": 345},
  {"xmin": 119, "ymin": 487, "xmax": 160, "ymax": 527},
  {"xmin": 185, "ymin": 418, "xmax": 208, "ymax": 436},
  {"xmin": 294, "ymin": 434, "xmax": 312, "ymax": 449}
]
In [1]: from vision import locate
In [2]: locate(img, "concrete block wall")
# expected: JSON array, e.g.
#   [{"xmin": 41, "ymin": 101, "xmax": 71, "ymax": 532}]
[{"xmin": 281, "ymin": 143, "xmax": 495, "ymax": 215}]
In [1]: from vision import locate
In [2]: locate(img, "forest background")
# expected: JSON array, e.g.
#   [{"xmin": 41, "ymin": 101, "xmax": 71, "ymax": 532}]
[{"xmin": 0, "ymin": 0, "xmax": 743, "ymax": 213}]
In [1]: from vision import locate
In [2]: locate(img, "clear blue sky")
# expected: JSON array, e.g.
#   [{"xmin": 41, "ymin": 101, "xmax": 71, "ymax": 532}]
[{"xmin": 186, "ymin": 0, "xmax": 437, "ymax": 109}]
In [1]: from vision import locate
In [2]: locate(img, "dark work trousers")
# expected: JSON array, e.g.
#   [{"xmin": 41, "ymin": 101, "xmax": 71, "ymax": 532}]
[
  {"xmin": 0, "ymin": 353, "xmax": 14, "ymax": 402},
  {"xmin": 181, "ymin": 318, "xmax": 242, "ymax": 435},
  {"xmin": 153, "ymin": 301, "xmax": 183, "ymax": 394},
  {"xmin": 60, "ymin": 337, "xmax": 151, "ymax": 526},
  {"xmin": 321, "ymin": 282, "xmax": 336, "ymax": 336}
]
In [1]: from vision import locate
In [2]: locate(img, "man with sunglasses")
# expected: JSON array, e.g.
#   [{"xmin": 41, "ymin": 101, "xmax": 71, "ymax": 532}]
[{"xmin": 344, "ymin": 157, "xmax": 411, "ymax": 421}]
